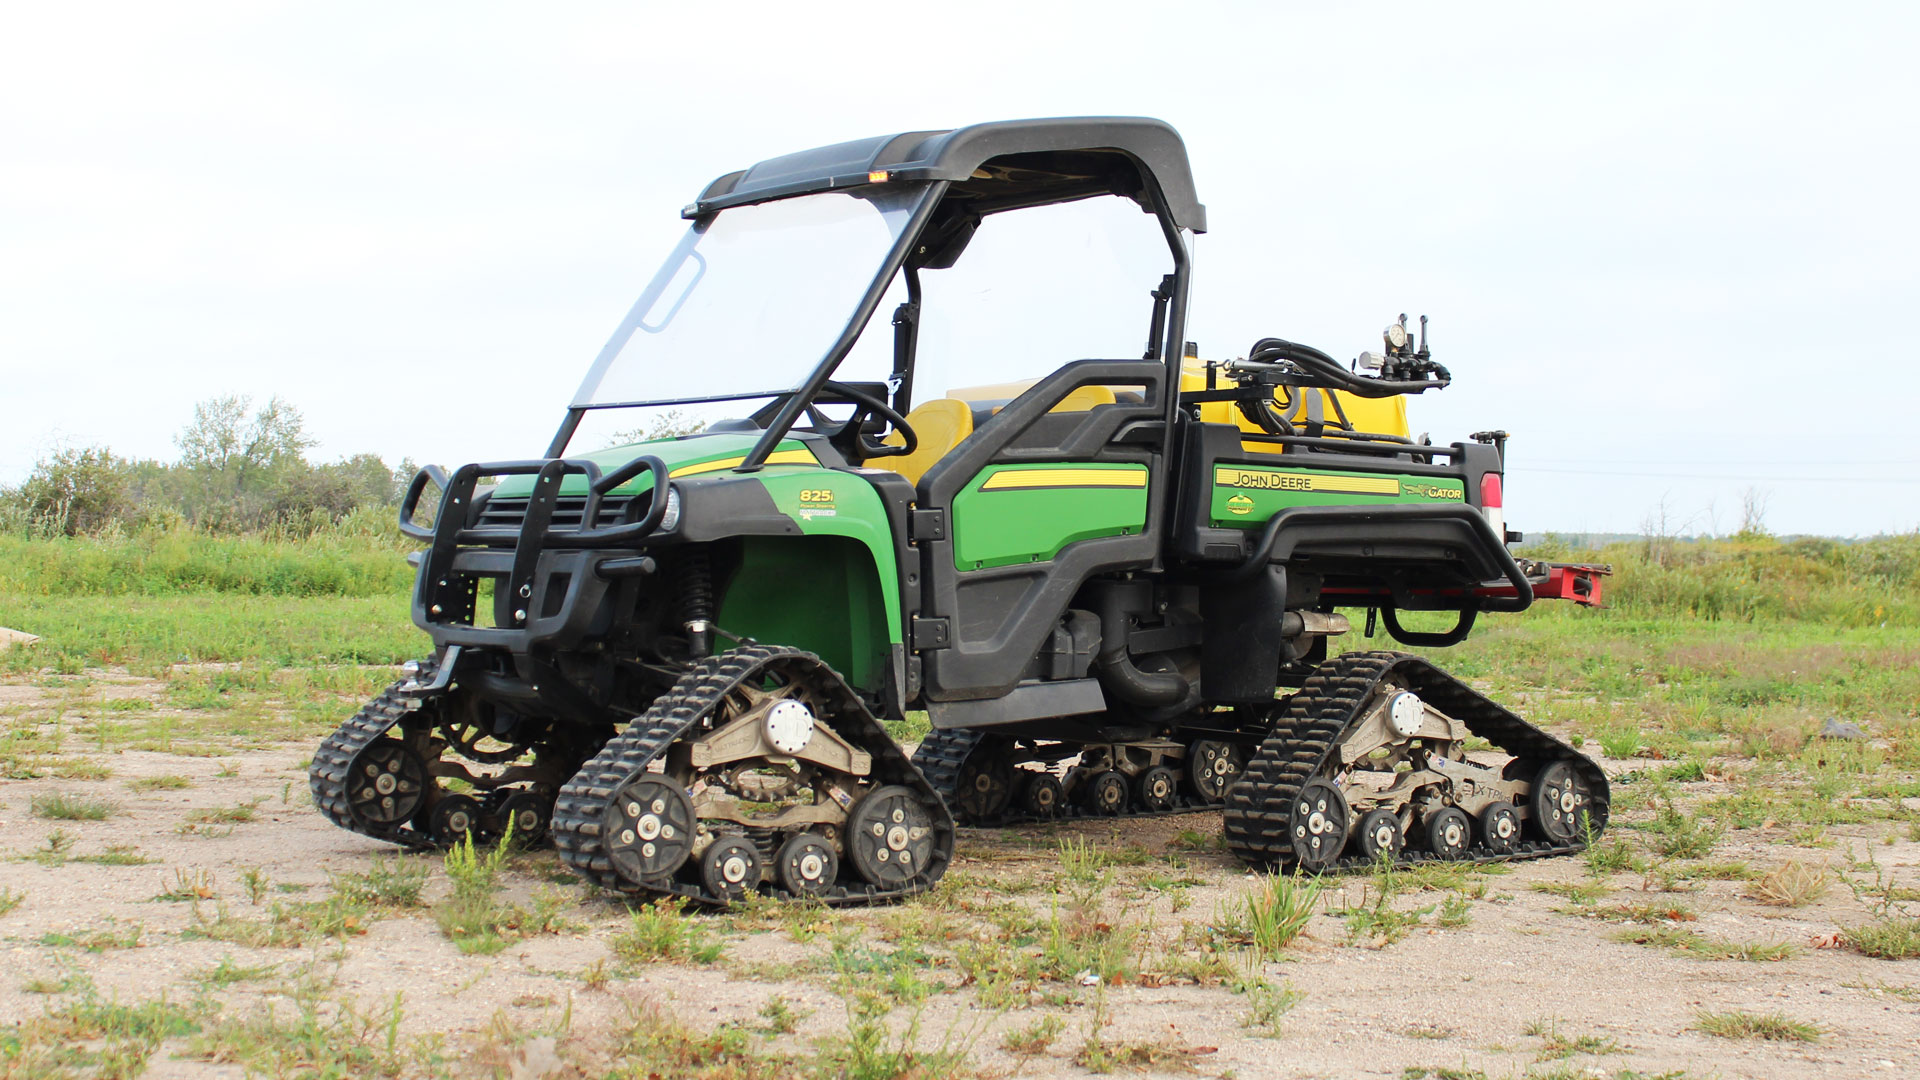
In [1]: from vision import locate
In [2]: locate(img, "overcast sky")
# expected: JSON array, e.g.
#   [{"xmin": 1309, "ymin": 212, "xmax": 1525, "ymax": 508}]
[{"xmin": 3, "ymin": 2, "xmax": 1916, "ymax": 537}]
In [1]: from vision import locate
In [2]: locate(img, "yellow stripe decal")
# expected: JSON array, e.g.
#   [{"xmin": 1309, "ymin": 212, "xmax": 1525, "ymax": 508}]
[
  {"xmin": 670, "ymin": 448, "xmax": 816, "ymax": 478},
  {"xmin": 1213, "ymin": 467, "xmax": 1400, "ymax": 496},
  {"xmin": 980, "ymin": 467, "xmax": 1148, "ymax": 491}
]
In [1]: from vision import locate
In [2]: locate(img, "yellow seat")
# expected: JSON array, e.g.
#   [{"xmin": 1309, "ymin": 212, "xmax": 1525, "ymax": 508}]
[{"xmin": 881, "ymin": 398, "xmax": 975, "ymax": 486}]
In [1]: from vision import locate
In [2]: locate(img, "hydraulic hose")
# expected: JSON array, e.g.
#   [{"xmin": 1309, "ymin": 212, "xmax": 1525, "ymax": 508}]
[{"xmin": 1244, "ymin": 336, "xmax": 1450, "ymax": 398}]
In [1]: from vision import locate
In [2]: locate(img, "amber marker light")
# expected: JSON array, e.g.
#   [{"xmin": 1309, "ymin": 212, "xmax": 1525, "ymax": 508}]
[{"xmin": 867, "ymin": 170, "xmax": 890, "ymax": 183}]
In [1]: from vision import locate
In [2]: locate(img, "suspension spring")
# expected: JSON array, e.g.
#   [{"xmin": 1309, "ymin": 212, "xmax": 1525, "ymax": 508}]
[{"xmin": 679, "ymin": 549, "xmax": 715, "ymax": 658}]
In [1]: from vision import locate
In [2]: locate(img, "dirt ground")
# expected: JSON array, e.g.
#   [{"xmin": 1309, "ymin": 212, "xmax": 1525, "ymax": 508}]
[{"xmin": 1, "ymin": 671, "xmax": 1916, "ymax": 1079}]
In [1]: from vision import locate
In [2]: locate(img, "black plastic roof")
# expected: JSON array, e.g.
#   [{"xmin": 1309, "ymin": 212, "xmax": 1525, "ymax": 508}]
[{"xmin": 690, "ymin": 116, "xmax": 1206, "ymax": 233}]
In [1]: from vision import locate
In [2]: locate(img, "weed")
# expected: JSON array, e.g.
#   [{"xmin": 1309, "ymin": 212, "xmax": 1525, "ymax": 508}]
[
  {"xmin": 194, "ymin": 955, "xmax": 279, "ymax": 988},
  {"xmin": 0, "ymin": 978, "xmax": 201, "ymax": 1076},
  {"xmin": 1338, "ymin": 856, "xmax": 1432, "ymax": 945},
  {"xmin": 1693, "ymin": 1009, "xmax": 1821, "ymax": 1041},
  {"xmin": 818, "ymin": 933, "xmax": 978, "ymax": 1080},
  {"xmin": 434, "ymin": 823, "xmax": 522, "ymax": 954},
  {"xmin": 39, "ymin": 919, "xmax": 145, "ymax": 952},
  {"xmin": 614, "ymin": 1002, "xmax": 785, "ymax": 1079},
  {"xmin": 614, "ymin": 900, "xmax": 726, "ymax": 965},
  {"xmin": 1684, "ymin": 860, "xmax": 1756, "ymax": 880},
  {"xmin": 1646, "ymin": 801, "xmax": 1721, "ymax": 860},
  {"xmin": 331, "ymin": 855, "xmax": 428, "ymax": 908},
  {"xmin": 129, "ymin": 774, "xmax": 192, "ymax": 791},
  {"xmin": 1747, "ymin": 860, "xmax": 1828, "ymax": 907},
  {"xmin": 1594, "ymin": 901, "xmax": 1696, "ymax": 925},
  {"xmin": 1841, "ymin": 917, "xmax": 1920, "ymax": 960},
  {"xmin": 22, "ymin": 970, "xmax": 83, "ymax": 995},
  {"xmin": 1058, "ymin": 835, "xmax": 1113, "ymax": 894},
  {"xmin": 1611, "ymin": 926, "xmax": 1797, "ymax": 961},
  {"xmin": 1001, "ymin": 1013, "xmax": 1066, "ymax": 1056},
  {"xmin": 1582, "ymin": 833, "xmax": 1638, "ymax": 875},
  {"xmin": 183, "ymin": 894, "xmax": 371, "ymax": 948},
  {"xmin": 31, "ymin": 791, "xmax": 116, "ymax": 820},
  {"xmin": 1533, "ymin": 880, "xmax": 1609, "ymax": 905},
  {"xmin": 185, "ymin": 989, "xmax": 435, "ymax": 1077},
  {"xmin": 186, "ymin": 798, "xmax": 263, "ymax": 825},
  {"xmin": 1236, "ymin": 873, "xmax": 1322, "ymax": 956},
  {"xmin": 755, "ymin": 995, "xmax": 808, "ymax": 1035},
  {"xmin": 239, "ymin": 866, "xmax": 270, "ymax": 905},
  {"xmin": 579, "ymin": 959, "xmax": 611, "ymax": 991},
  {"xmin": 0, "ymin": 886, "xmax": 23, "ymax": 916},
  {"xmin": 1525, "ymin": 1016, "xmax": 1622, "ymax": 1059},
  {"xmin": 1436, "ymin": 895, "xmax": 1473, "ymax": 929},
  {"xmin": 154, "ymin": 867, "xmax": 217, "ymax": 902},
  {"xmin": 1239, "ymin": 978, "xmax": 1303, "ymax": 1037}
]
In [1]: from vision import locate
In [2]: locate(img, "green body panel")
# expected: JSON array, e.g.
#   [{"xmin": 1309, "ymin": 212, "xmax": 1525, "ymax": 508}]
[
  {"xmin": 490, "ymin": 433, "xmax": 818, "ymax": 499},
  {"xmin": 950, "ymin": 463, "xmax": 1149, "ymax": 571},
  {"xmin": 1209, "ymin": 463, "xmax": 1464, "ymax": 528},
  {"xmin": 750, "ymin": 468, "xmax": 903, "ymax": 648},
  {"xmin": 717, "ymin": 536, "xmax": 890, "ymax": 690},
  {"xmin": 489, "ymin": 433, "xmax": 906, "ymax": 661}
]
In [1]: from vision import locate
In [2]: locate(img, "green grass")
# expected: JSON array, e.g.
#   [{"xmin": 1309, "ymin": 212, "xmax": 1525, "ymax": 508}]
[
  {"xmin": 0, "ymin": 530, "xmax": 411, "ymax": 598},
  {"xmin": 30, "ymin": 792, "xmax": 117, "ymax": 820},
  {"xmin": 614, "ymin": 900, "xmax": 727, "ymax": 965},
  {"xmin": 1693, "ymin": 1009, "xmax": 1821, "ymax": 1041},
  {"xmin": 1611, "ymin": 925, "xmax": 1797, "ymax": 962},
  {"xmin": 1841, "ymin": 917, "xmax": 1920, "ymax": 960}
]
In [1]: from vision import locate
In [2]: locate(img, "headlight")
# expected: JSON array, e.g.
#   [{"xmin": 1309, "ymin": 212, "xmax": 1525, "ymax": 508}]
[{"xmin": 658, "ymin": 485, "xmax": 681, "ymax": 531}]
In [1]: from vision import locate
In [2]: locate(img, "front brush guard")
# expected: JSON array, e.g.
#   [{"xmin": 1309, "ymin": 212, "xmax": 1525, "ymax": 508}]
[{"xmin": 399, "ymin": 454, "xmax": 669, "ymax": 655}]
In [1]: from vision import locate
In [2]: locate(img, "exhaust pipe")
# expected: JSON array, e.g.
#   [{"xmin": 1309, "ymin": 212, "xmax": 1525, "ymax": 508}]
[{"xmin": 1088, "ymin": 584, "xmax": 1188, "ymax": 707}]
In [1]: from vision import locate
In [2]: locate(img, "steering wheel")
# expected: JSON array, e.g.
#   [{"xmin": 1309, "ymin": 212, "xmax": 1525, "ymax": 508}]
[{"xmin": 816, "ymin": 380, "xmax": 917, "ymax": 459}]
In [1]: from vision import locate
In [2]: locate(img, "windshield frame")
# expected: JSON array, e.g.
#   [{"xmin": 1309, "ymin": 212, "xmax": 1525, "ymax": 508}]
[{"xmin": 547, "ymin": 182, "xmax": 946, "ymax": 460}]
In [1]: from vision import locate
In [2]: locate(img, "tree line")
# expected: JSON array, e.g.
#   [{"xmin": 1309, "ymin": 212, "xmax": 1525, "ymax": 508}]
[{"xmin": 2, "ymin": 396, "xmax": 414, "ymax": 537}]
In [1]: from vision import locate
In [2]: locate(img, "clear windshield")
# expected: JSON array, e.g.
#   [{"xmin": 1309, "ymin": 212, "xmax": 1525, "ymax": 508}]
[{"xmin": 571, "ymin": 188, "xmax": 926, "ymax": 409}]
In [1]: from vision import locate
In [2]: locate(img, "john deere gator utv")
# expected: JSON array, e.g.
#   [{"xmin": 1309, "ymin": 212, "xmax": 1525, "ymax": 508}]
[{"xmin": 311, "ymin": 117, "xmax": 1610, "ymax": 905}]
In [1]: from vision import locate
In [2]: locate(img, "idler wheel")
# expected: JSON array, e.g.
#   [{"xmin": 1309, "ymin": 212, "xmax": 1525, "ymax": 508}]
[
  {"xmin": 1529, "ymin": 760, "xmax": 1594, "ymax": 844},
  {"xmin": 1426, "ymin": 806, "xmax": 1472, "ymax": 860},
  {"xmin": 700, "ymin": 835, "xmax": 763, "ymax": 902},
  {"xmin": 346, "ymin": 741, "xmax": 429, "ymax": 827},
  {"xmin": 1137, "ymin": 765, "xmax": 1178, "ymax": 812},
  {"xmin": 495, "ymin": 790, "xmax": 552, "ymax": 847},
  {"xmin": 846, "ymin": 784, "xmax": 937, "ymax": 888},
  {"xmin": 1185, "ymin": 740, "xmax": 1244, "ymax": 803},
  {"xmin": 1478, "ymin": 801, "xmax": 1521, "ymax": 855},
  {"xmin": 1288, "ymin": 780, "xmax": 1349, "ymax": 871},
  {"xmin": 429, "ymin": 793, "xmax": 483, "ymax": 845},
  {"xmin": 1081, "ymin": 770, "xmax": 1129, "ymax": 816},
  {"xmin": 953, "ymin": 738, "xmax": 1015, "ymax": 823},
  {"xmin": 1352, "ymin": 807, "xmax": 1404, "ymax": 862},
  {"xmin": 774, "ymin": 831, "xmax": 839, "ymax": 898},
  {"xmin": 602, "ymin": 776, "xmax": 695, "ymax": 885},
  {"xmin": 1014, "ymin": 772, "xmax": 1064, "ymax": 818}
]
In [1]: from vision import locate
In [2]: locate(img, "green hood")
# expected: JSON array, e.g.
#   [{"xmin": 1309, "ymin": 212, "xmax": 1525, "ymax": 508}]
[{"xmin": 489, "ymin": 433, "xmax": 821, "ymax": 498}]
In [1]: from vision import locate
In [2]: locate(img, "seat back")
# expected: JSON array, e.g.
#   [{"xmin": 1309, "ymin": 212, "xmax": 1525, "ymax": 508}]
[{"xmin": 880, "ymin": 398, "xmax": 975, "ymax": 485}]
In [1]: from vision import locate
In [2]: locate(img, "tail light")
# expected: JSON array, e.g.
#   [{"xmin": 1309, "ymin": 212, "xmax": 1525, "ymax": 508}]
[{"xmin": 1480, "ymin": 473, "xmax": 1507, "ymax": 544}]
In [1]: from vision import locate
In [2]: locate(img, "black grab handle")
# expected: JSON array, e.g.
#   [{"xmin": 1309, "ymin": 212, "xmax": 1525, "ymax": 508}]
[{"xmin": 399, "ymin": 464, "xmax": 449, "ymax": 540}]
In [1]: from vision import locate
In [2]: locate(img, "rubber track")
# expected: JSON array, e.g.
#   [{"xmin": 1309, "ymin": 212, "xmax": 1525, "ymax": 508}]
[
  {"xmin": 550, "ymin": 644, "xmax": 955, "ymax": 907},
  {"xmin": 308, "ymin": 660, "xmax": 437, "ymax": 847},
  {"xmin": 913, "ymin": 727, "xmax": 1228, "ymax": 824},
  {"xmin": 1222, "ymin": 650, "xmax": 1610, "ymax": 872},
  {"xmin": 916, "ymin": 653, "xmax": 1608, "ymax": 874}
]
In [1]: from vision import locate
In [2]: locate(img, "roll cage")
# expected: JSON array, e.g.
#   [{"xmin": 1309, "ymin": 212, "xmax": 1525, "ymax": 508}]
[{"xmin": 545, "ymin": 116, "xmax": 1206, "ymax": 487}]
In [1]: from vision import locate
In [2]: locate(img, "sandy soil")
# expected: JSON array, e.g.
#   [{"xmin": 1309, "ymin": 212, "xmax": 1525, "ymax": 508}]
[{"xmin": 1, "ymin": 675, "xmax": 1916, "ymax": 1079}]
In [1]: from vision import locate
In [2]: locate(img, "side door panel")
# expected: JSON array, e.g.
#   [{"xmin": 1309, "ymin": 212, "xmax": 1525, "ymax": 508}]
[{"xmin": 917, "ymin": 360, "xmax": 1167, "ymax": 702}]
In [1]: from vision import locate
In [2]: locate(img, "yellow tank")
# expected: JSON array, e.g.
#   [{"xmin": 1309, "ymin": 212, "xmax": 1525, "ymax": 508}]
[{"xmin": 1179, "ymin": 360, "xmax": 1408, "ymax": 454}]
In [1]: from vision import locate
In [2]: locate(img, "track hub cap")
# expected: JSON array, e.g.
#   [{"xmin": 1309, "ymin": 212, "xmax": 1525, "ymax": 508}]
[{"xmin": 763, "ymin": 699, "xmax": 815, "ymax": 755}]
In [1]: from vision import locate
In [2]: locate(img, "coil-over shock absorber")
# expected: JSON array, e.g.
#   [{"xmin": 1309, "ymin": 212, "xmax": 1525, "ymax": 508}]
[{"xmin": 679, "ymin": 549, "xmax": 715, "ymax": 658}]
